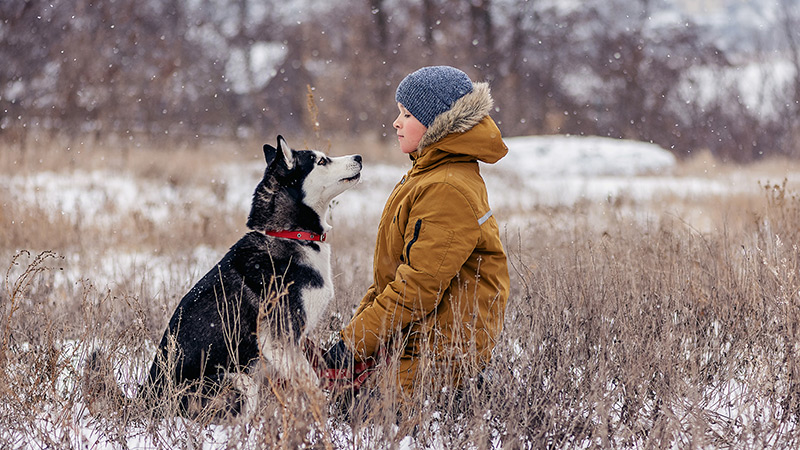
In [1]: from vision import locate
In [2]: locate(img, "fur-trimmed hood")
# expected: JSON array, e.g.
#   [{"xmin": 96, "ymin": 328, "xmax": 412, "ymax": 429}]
[{"xmin": 410, "ymin": 82, "xmax": 508, "ymax": 168}]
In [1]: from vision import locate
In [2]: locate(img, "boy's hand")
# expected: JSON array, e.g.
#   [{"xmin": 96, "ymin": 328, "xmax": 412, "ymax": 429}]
[
  {"xmin": 319, "ymin": 339, "xmax": 376, "ymax": 391},
  {"xmin": 322, "ymin": 339, "xmax": 353, "ymax": 370}
]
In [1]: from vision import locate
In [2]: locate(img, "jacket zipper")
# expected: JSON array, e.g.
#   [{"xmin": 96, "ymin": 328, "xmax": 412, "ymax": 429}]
[{"xmin": 405, "ymin": 219, "xmax": 422, "ymax": 265}]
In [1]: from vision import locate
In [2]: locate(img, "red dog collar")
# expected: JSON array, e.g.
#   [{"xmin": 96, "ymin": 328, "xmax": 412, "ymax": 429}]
[{"xmin": 264, "ymin": 230, "xmax": 327, "ymax": 242}]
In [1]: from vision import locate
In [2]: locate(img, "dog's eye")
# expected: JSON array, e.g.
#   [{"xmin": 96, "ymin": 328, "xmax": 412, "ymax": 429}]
[{"xmin": 317, "ymin": 157, "xmax": 328, "ymax": 166}]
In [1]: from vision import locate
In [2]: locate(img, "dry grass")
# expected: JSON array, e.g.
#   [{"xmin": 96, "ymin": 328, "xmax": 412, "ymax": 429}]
[{"xmin": 3, "ymin": 137, "xmax": 800, "ymax": 448}]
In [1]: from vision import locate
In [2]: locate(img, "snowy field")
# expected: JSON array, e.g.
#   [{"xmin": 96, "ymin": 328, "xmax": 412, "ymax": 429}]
[
  {"xmin": 5, "ymin": 134, "xmax": 794, "ymax": 239},
  {"xmin": 4, "ymin": 134, "xmax": 800, "ymax": 449}
]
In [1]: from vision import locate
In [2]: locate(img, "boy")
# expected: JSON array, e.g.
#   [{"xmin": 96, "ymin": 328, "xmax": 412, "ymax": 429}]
[{"xmin": 324, "ymin": 66, "xmax": 510, "ymax": 405}]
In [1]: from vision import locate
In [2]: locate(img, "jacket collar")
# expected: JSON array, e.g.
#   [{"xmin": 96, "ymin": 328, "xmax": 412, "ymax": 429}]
[{"xmin": 410, "ymin": 115, "xmax": 508, "ymax": 173}]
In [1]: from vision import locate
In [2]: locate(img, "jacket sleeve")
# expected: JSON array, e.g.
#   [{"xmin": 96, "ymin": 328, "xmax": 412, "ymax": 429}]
[
  {"xmin": 341, "ymin": 182, "xmax": 481, "ymax": 360},
  {"xmin": 353, "ymin": 284, "xmax": 378, "ymax": 318}
]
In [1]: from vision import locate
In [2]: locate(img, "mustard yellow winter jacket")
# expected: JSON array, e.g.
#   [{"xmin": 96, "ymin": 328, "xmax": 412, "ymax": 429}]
[{"xmin": 341, "ymin": 82, "xmax": 510, "ymax": 385}]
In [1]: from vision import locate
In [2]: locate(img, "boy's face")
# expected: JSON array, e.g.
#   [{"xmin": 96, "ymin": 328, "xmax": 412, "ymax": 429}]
[{"xmin": 393, "ymin": 103, "xmax": 427, "ymax": 154}]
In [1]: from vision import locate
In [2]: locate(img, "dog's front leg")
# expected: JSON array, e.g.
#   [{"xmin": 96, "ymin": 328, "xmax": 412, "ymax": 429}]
[
  {"xmin": 259, "ymin": 334, "xmax": 320, "ymax": 388},
  {"xmin": 223, "ymin": 372, "xmax": 259, "ymax": 419}
]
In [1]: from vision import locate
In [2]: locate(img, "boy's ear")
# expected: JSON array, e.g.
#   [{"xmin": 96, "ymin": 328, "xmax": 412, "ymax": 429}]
[{"xmin": 277, "ymin": 135, "xmax": 295, "ymax": 170}]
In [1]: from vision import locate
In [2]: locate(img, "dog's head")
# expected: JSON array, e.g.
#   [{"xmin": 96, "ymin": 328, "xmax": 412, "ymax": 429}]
[{"xmin": 247, "ymin": 136, "xmax": 362, "ymax": 232}]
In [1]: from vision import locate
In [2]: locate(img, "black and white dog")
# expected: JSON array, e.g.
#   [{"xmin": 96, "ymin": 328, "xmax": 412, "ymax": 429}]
[{"xmin": 85, "ymin": 136, "xmax": 361, "ymax": 416}]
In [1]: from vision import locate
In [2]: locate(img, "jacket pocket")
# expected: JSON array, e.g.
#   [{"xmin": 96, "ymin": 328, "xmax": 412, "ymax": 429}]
[{"xmin": 404, "ymin": 219, "xmax": 454, "ymax": 277}]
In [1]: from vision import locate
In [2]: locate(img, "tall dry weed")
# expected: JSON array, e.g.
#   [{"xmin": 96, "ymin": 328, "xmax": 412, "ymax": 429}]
[{"xmin": 5, "ymin": 140, "xmax": 800, "ymax": 447}]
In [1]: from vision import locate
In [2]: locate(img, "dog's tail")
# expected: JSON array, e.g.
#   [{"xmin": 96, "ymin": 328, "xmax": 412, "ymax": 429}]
[{"xmin": 81, "ymin": 350, "xmax": 135, "ymax": 418}]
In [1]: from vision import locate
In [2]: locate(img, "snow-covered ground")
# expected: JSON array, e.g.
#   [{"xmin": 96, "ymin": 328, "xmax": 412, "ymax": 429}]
[
  {"xmin": 6, "ymin": 134, "xmax": 797, "ymax": 292},
  {"xmin": 4, "ymin": 134, "xmax": 794, "ymax": 232},
  {"xmin": 4, "ymin": 134, "xmax": 800, "ymax": 449}
]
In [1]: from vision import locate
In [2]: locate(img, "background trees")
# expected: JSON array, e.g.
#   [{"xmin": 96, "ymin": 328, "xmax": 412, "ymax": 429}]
[{"xmin": 1, "ymin": 0, "xmax": 798, "ymax": 161}]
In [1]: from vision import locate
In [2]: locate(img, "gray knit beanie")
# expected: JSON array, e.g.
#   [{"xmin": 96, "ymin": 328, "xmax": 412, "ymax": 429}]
[{"xmin": 395, "ymin": 66, "xmax": 474, "ymax": 128}]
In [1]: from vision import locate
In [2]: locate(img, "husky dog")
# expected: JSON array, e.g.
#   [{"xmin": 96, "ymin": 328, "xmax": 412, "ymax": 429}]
[{"xmin": 84, "ymin": 136, "xmax": 362, "ymax": 417}]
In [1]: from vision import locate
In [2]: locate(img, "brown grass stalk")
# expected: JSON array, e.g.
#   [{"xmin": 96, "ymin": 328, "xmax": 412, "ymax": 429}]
[{"xmin": 4, "ymin": 140, "xmax": 800, "ymax": 447}]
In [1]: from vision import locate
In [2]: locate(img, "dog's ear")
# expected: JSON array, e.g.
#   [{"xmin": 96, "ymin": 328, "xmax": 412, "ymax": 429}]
[
  {"xmin": 276, "ymin": 135, "xmax": 295, "ymax": 170},
  {"xmin": 263, "ymin": 143, "xmax": 278, "ymax": 169}
]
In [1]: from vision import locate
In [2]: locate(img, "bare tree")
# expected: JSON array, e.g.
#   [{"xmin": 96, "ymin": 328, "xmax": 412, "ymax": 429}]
[
  {"xmin": 421, "ymin": 0, "xmax": 438, "ymax": 56},
  {"xmin": 779, "ymin": 0, "xmax": 800, "ymax": 157},
  {"xmin": 368, "ymin": 0, "xmax": 390, "ymax": 53},
  {"xmin": 470, "ymin": 0, "xmax": 497, "ymax": 80},
  {"xmin": 0, "ymin": 0, "xmax": 67, "ymax": 144},
  {"xmin": 0, "ymin": 0, "xmax": 796, "ymax": 161}
]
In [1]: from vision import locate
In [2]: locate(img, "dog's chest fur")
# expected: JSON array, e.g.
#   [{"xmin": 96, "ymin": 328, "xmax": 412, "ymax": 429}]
[{"xmin": 297, "ymin": 243, "xmax": 333, "ymax": 333}]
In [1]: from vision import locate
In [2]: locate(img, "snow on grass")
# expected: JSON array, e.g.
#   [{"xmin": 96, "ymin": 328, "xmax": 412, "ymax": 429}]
[
  {"xmin": 5, "ymin": 135, "xmax": 798, "ymax": 448},
  {"xmin": 2, "ymin": 169, "xmax": 237, "ymax": 226},
  {"xmin": 3, "ymin": 135, "xmax": 785, "ymax": 293},
  {"xmin": 500, "ymin": 135, "xmax": 677, "ymax": 177},
  {"xmin": 2, "ymin": 135, "xmax": 773, "ymax": 231}
]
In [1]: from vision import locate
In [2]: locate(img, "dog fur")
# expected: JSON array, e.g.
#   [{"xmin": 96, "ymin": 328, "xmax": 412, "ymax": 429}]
[{"xmin": 84, "ymin": 136, "xmax": 362, "ymax": 417}]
